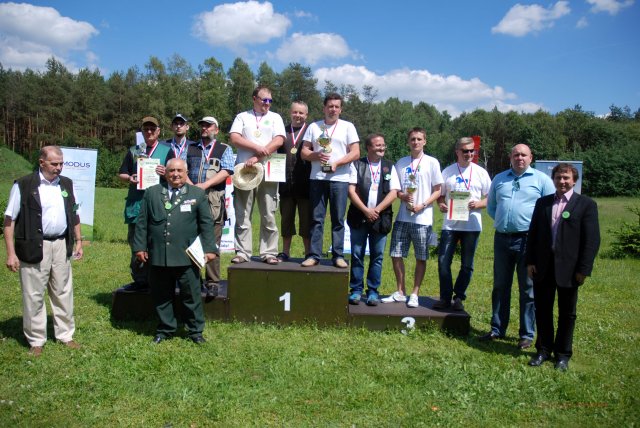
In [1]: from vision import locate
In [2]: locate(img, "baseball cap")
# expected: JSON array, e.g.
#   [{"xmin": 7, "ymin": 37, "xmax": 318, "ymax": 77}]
[
  {"xmin": 141, "ymin": 116, "xmax": 159, "ymax": 127},
  {"xmin": 198, "ymin": 116, "xmax": 219, "ymax": 127}
]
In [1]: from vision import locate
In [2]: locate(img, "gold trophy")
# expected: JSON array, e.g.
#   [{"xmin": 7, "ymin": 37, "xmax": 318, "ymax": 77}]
[
  {"xmin": 317, "ymin": 125, "xmax": 333, "ymax": 173},
  {"xmin": 406, "ymin": 175, "xmax": 418, "ymax": 216}
]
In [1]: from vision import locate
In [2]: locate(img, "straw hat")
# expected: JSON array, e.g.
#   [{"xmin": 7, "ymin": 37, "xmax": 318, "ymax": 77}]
[{"xmin": 232, "ymin": 163, "xmax": 264, "ymax": 191}]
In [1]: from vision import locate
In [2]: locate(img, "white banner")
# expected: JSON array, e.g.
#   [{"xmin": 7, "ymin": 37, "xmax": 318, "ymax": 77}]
[{"xmin": 60, "ymin": 147, "xmax": 98, "ymax": 241}]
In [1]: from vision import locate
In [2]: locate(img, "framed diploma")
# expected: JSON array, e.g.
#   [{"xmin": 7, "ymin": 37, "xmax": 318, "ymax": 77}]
[
  {"xmin": 136, "ymin": 158, "xmax": 160, "ymax": 190},
  {"xmin": 447, "ymin": 191, "xmax": 471, "ymax": 221},
  {"xmin": 264, "ymin": 154, "xmax": 287, "ymax": 182}
]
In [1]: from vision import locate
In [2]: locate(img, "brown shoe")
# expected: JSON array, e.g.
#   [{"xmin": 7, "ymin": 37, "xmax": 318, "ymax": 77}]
[
  {"xmin": 63, "ymin": 340, "xmax": 81, "ymax": 350},
  {"xmin": 301, "ymin": 257, "xmax": 319, "ymax": 267},
  {"xmin": 29, "ymin": 346, "xmax": 43, "ymax": 357},
  {"xmin": 333, "ymin": 258, "xmax": 348, "ymax": 268}
]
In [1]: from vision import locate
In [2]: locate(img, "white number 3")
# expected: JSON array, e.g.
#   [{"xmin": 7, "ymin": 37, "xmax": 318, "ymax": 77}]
[{"xmin": 401, "ymin": 316, "xmax": 416, "ymax": 334}]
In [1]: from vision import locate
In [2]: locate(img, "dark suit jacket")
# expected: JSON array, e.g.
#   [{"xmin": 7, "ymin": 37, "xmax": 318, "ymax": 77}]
[
  {"xmin": 133, "ymin": 183, "xmax": 217, "ymax": 267},
  {"xmin": 526, "ymin": 192, "xmax": 600, "ymax": 287}
]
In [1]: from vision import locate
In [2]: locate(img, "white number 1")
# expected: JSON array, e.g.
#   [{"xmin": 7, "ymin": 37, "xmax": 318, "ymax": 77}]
[{"xmin": 279, "ymin": 292, "xmax": 291, "ymax": 312}]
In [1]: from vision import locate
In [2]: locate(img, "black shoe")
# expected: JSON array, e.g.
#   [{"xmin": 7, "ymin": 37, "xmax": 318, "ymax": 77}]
[
  {"xmin": 554, "ymin": 359, "xmax": 569, "ymax": 371},
  {"xmin": 205, "ymin": 282, "xmax": 219, "ymax": 299},
  {"xmin": 152, "ymin": 335, "xmax": 165, "ymax": 344},
  {"xmin": 479, "ymin": 332, "xmax": 502, "ymax": 341},
  {"xmin": 518, "ymin": 339, "xmax": 533, "ymax": 350},
  {"xmin": 190, "ymin": 335, "xmax": 206, "ymax": 344},
  {"xmin": 528, "ymin": 353, "xmax": 550, "ymax": 367},
  {"xmin": 121, "ymin": 282, "xmax": 149, "ymax": 292},
  {"xmin": 432, "ymin": 299, "xmax": 451, "ymax": 310},
  {"xmin": 276, "ymin": 252, "xmax": 290, "ymax": 262}
]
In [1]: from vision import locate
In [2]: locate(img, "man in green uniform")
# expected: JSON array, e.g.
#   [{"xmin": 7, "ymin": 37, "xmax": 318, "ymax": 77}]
[{"xmin": 133, "ymin": 158, "xmax": 217, "ymax": 344}]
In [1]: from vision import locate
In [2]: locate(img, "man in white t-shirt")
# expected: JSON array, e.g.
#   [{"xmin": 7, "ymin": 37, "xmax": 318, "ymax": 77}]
[
  {"xmin": 383, "ymin": 127, "xmax": 443, "ymax": 308},
  {"xmin": 229, "ymin": 86, "xmax": 286, "ymax": 265},
  {"xmin": 435, "ymin": 137, "xmax": 491, "ymax": 311},
  {"xmin": 300, "ymin": 93, "xmax": 360, "ymax": 268}
]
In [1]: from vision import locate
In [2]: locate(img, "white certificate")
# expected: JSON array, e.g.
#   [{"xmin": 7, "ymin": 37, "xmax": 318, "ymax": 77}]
[
  {"xmin": 264, "ymin": 154, "xmax": 286, "ymax": 182},
  {"xmin": 186, "ymin": 236, "xmax": 205, "ymax": 270},
  {"xmin": 447, "ymin": 191, "xmax": 471, "ymax": 221},
  {"xmin": 136, "ymin": 158, "xmax": 160, "ymax": 190}
]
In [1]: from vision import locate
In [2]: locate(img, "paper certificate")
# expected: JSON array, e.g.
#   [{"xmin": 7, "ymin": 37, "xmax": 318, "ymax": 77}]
[
  {"xmin": 186, "ymin": 236, "xmax": 205, "ymax": 270},
  {"xmin": 447, "ymin": 191, "xmax": 471, "ymax": 221},
  {"xmin": 136, "ymin": 158, "xmax": 160, "ymax": 190},
  {"xmin": 264, "ymin": 154, "xmax": 286, "ymax": 182}
]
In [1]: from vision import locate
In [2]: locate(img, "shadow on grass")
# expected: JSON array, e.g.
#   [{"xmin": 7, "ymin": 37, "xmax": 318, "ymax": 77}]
[
  {"xmin": 448, "ymin": 325, "xmax": 533, "ymax": 358},
  {"xmin": 0, "ymin": 315, "xmax": 78, "ymax": 349},
  {"xmin": 91, "ymin": 291, "xmax": 156, "ymax": 336}
]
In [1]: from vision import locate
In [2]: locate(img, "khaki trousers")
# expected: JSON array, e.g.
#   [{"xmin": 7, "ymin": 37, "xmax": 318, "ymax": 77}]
[
  {"xmin": 19, "ymin": 238, "xmax": 75, "ymax": 347},
  {"xmin": 233, "ymin": 180, "xmax": 279, "ymax": 260}
]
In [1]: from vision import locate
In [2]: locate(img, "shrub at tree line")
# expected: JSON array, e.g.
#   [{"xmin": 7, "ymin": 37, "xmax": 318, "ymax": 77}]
[{"xmin": 1, "ymin": 56, "xmax": 639, "ymax": 196}]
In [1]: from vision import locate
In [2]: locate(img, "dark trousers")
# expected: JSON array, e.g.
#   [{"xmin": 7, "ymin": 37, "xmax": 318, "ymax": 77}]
[
  {"xmin": 149, "ymin": 265, "xmax": 204, "ymax": 338},
  {"xmin": 533, "ymin": 259, "xmax": 579, "ymax": 361},
  {"xmin": 128, "ymin": 223, "xmax": 148, "ymax": 286},
  {"xmin": 204, "ymin": 220, "xmax": 223, "ymax": 284}
]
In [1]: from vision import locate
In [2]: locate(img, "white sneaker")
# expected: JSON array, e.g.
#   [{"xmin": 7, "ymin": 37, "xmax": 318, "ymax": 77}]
[
  {"xmin": 381, "ymin": 291, "xmax": 406, "ymax": 303},
  {"xmin": 407, "ymin": 294, "xmax": 419, "ymax": 308}
]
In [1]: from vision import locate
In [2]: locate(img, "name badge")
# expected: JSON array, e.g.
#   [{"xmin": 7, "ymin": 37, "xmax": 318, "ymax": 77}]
[{"xmin": 180, "ymin": 204, "xmax": 191, "ymax": 212}]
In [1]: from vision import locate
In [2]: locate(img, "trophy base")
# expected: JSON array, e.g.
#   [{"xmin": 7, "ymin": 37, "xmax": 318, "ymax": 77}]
[{"xmin": 321, "ymin": 164, "xmax": 333, "ymax": 173}]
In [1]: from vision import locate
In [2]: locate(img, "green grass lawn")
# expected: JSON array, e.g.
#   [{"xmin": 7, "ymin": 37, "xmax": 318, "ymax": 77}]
[{"xmin": 0, "ymin": 171, "xmax": 639, "ymax": 425}]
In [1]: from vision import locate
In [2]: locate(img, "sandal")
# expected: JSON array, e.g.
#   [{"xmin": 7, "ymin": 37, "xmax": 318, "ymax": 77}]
[
  {"xmin": 264, "ymin": 256, "xmax": 280, "ymax": 265},
  {"xmin": 276, "ymin": 252, "xmax": 290, "ymax": 262},
  {"xmin": 231, "ymin": 256, "xmax": 247, "ymax": 264}
]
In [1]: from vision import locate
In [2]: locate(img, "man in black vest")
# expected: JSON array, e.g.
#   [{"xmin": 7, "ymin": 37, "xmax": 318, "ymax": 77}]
[
  {"xmin": 346, "ymin": 134, "xmax": 400, "ymax": 306},
  {"xmin": 186, "ymin": 116, "xmax": 235, "ymax": 296},
  {"xmin": 4, "ymin": 146, "xmax": 83, "ymax": 357},
  {"xmin": 118, "ymin": 116, "xmax": 173, "ymax": 291}
]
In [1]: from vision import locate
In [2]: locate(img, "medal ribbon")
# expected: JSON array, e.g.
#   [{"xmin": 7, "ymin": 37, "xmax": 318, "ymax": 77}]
[
  {"xmin": 290, "ymin": 124, "xmax": 305, "ymax": 149},
  {"xmin": 253, "ymin": 110, "xmax": 265, "ymax": 132},
  {"xmin": 173, "ymin": 138, "xmax": 187, "ymax": 159},
  {"xmin": 147, "ymin": 141, "xmax": 159, "ymax": 158},
  {"xmin": 409, "ymin": 153, "xmax": 423, "ymax": 177},
  {"xmin": 456, "ymin": 163, "xmax": 472, "ymax": 190},
  {"xmin": 369, "ymin": 160, "xmax": 381, "ymax": 184},
  {"xmin": 323, "ymin": 120, "xmax": 339, "ymax": 139},
  {"xmin": 203, "ymin": 139, "xmax": 217, "ymax": 163}
]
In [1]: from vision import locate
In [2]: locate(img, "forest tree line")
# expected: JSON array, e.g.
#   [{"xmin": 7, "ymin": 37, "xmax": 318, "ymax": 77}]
[{"xmin": 1, "ymin": 55, "xmax": 639, "ymax": 196}]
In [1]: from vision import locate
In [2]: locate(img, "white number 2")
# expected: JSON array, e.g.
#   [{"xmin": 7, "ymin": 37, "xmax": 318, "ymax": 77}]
[{"xmin": 279, "ymin": 292, "xmax": 291, "ymax": 312}]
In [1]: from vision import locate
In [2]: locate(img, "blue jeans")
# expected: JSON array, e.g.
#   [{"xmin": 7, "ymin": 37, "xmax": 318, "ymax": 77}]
[
  {"xmin": 490, "ymin": 232, "xmax": 535, "ymax": 340},
  {"xmin": 308, "ymin": 180, "xmax": 349, "ymax": 261},
  {"xmin": 437, "ymin": 230, "xmax": 480, "ymax": 302},
  {"xmin": 349, "ymin": 224, "xmax": 387, "ymax": 295}
]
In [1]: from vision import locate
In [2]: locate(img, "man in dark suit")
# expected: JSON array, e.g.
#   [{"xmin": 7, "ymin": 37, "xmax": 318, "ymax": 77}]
[
  {"xmin": 133, "ymin": 158, "xmax": 217, "ymax": 344},
  {"xmin": 526, "ymin": 163, "xmax": 600, "ymax": 371}
]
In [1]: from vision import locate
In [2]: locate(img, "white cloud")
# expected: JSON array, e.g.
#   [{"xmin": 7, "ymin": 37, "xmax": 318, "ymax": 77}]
[
  {"xmin": 586, "ymin": 0, "xmax": 634, "ymax": 15},
  {"xmin": 492, "ymin": 1, "xmax": 571, "ymax": 37},
  {"xmin": 275, "ymin": 33, "xmax": 352, "ymax": 65},
  {"xmin": 192, "ymin": 1, "xmax": 290, "ymax": 52},
  {"xmin": 0, "ymin": 3, "xmax": 98, "ymax": 70},
  {"xmin": 313, "ymin": 65, "xmax": 543, "ymax": 117},
  {"xmin": 293, "ymin": 10, "xmax": 313, "ymax": 19},
  {"xmin": 576, "ymin": 17, "xmax": 589, "ymax": 28}
]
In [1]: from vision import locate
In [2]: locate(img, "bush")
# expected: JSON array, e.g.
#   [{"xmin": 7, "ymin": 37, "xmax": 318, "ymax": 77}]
[{"xmin": 610, "ymin": 206, "xmax": 640, "ymax": 258}]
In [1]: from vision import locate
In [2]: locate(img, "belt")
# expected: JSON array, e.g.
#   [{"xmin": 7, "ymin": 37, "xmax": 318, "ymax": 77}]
[
  {"xmin": 496, "ymin": 231, "xmax": 528, "ymax": 237},
  {"xmin": 43, "ymin": 235, "xmax": 65, "ymax": 241}
]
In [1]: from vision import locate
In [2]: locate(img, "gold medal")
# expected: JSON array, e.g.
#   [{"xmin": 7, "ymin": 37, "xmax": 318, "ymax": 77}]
[
  {"xmin": 290, "ymin": 147, "xmax": 298, "ymax": 155},
  {"xmin": 254, "ymin": 129, "xmax": 262, "ymax": 138}
]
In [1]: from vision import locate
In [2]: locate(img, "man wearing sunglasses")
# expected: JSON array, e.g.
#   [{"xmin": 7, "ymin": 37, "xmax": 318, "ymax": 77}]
[
  {"xmin": 480, "ymin": 144, "xmax": 554, "ymax": 350},
  {"xmin": 435, "ymin": 138, "xmax": 491, "ymax": 311},
  {"xmin": 118, "ymin": 116, "xmax": 173, "ymax": 292},
  {"xmin": 229, "ymin": 86, "xmax": 286, "ymax": 265}
]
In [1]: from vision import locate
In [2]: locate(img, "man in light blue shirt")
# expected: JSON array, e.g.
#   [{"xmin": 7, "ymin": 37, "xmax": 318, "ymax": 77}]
[{"xmin": 480, "ymin": 144, "xmax": 555, "ymax": 349}]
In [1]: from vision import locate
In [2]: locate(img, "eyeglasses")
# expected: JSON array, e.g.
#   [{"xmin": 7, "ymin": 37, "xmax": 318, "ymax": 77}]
[
  {"xmin": 256, "ymin": 96, "xmax": 273, "ymax": 104},
  {"xmin": 172, "ymin": 122, "xmax": 187, "ymax": 127},
  {"xmin": 142, "ymin": 127, "xmax": 158, "ymax": 132},
  {"xmin": 459, "ymin": 149, "xmax": 475, "ymax": 154}
]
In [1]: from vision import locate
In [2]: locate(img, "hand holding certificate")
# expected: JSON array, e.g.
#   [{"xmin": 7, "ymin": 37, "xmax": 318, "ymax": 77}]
[
  {"xmin": 447, "ymin": 191, "xmax": 471, "ymax": 221},
  {"xmin": 136, "ymin": 158, "xmax": 160, "ymax": 190}
]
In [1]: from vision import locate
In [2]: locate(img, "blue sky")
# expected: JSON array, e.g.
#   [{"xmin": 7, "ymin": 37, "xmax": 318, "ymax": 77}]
[{"xmin": 0, "ymin": 0, "xmax": 638, "ymax": 117}]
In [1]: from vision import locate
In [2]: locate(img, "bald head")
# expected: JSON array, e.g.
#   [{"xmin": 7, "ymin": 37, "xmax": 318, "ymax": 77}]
[{"xmin": 510, "ymin": 144, "xmax": 532, "ymax": 175}]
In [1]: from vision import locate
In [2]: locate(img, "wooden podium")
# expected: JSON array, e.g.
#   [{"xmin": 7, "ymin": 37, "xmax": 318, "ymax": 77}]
[{"xmin": 111, "ymin": 258, "xmax": 470, "ymax": 335}]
